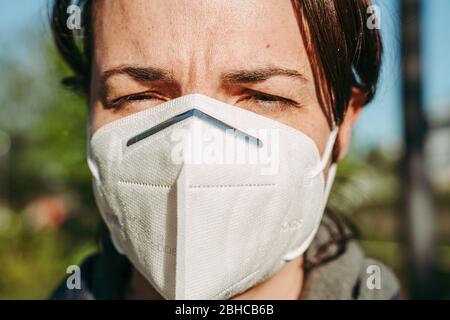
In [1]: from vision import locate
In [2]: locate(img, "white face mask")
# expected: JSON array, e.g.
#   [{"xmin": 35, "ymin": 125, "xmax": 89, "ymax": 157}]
[{"xmin": 87, "ymin": 93, "xmax": 338, "ymax": 300}]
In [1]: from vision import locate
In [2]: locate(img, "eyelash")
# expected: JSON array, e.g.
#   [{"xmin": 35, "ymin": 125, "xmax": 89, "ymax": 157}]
[
  {"xmin": 105, "ymin": 91, "xmax": 161, "ymax": 109},
  {"xmin": 240, "ymin": 91, "xmax": 297, "ymax": 111},
  {"xmin": 106, "ymin": 91, "xmax": 297, "ymax": 111}
]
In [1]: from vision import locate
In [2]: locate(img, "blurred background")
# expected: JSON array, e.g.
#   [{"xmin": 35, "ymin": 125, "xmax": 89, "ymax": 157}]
[{"xmin": 0, "ymin": 0, "xmax": 448, "ymax": 299}]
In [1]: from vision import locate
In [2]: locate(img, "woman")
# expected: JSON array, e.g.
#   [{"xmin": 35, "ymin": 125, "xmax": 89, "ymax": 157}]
[{"xmin": 50, "ymin": 0, "xmax": 400, "ymax": 300}]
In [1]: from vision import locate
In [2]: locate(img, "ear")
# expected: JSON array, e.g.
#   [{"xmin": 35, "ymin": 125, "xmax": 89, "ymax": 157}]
[{"xmin": 336, "ymin": 87, "xmax": 366, "ymax": 161}]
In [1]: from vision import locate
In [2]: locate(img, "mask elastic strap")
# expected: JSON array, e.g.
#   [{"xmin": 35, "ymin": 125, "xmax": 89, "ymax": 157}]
[{"xmin": 310, "ymin": 126, "xmax": 339, "ymax": 178}]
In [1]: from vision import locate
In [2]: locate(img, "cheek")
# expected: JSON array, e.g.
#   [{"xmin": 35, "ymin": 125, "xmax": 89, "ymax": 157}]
[
  {"xmin": 89, "ymin": 102, "xmax": 123, "ymax": 135},
  {"xmin": 266, "ymin": 105, "xmax": 331, "ymax": 157}
]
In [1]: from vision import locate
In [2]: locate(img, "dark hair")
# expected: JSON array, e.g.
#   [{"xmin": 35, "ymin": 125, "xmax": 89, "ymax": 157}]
[
  {"xmin": 292, "ymin": 0, "xmax": 382, "ymax": 126},
  {"xmin": 51, "ymin": 0, "xmax": 381, "ymax": 276}
]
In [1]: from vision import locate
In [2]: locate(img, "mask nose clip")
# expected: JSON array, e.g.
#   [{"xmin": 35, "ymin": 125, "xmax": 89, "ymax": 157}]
[{"xmin": 126, "ymin": 108, "xmax": 263, "ymax": 148}]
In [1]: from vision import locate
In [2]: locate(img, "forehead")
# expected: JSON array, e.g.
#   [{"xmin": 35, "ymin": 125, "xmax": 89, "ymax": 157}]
[{"xmin": 92, "ymin": 0, "xmax": 310, "ymax": 73}]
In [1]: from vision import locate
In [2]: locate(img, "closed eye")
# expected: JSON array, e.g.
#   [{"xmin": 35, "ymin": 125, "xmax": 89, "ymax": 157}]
[
  {"xmin": 105, "ymin": 89, "xmax": 300, "ymax": 111},
  {"xmin": 105, "ymin": 90, "xmax": 164, "ymax": 109},
  {"xmin": 238, "ymin": 90, "xmax": 300, "ymax": 111}
]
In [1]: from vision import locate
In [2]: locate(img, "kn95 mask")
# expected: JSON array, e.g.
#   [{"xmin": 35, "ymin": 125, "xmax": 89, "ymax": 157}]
[{"xmin": 87, "ymin": 93, "xmax": 338, "ymax": 300}]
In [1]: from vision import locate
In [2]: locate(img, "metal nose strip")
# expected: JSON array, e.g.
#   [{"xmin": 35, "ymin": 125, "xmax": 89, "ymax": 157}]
[{"xmin": 126, "ymin": 108, "xmax": 263, "ymax": 148}]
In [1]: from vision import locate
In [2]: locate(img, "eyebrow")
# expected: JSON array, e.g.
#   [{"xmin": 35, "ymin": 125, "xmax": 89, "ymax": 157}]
[
  {"xmin": 221, "ymin": 67, "xmax": 308, "ymax": 84},
  {"xmin": 101, "ymin": 65, "xmax": 177, "ymax": 84},
  {"xmin": 101, "ymin": 65, "xmax": 308, "ymax": 86}
]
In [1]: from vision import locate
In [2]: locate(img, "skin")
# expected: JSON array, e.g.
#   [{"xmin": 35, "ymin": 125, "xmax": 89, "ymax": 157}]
[{"xmin": 89, "ymin": 0, "xmax": 364, "ymax": 299}]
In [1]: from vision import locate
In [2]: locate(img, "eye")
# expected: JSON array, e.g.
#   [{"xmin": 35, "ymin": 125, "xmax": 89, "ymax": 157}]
[
  {"xmin": 240, "ymin": 91, "xmax": 298, "ymax": 111},
  {"xmin": 105, "ymin": 90, "xmax": 164, "ymax": 109}
]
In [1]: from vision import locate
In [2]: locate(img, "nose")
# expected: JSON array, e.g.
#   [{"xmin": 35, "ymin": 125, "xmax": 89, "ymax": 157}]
[
  {"xmin": 182, "ymin": 83, "xmax": 232, "ymax": 106},
  {"xmin": 176, "ymin": 51, "xmax": 230, "ymax": 103},
  {"xmin": 182, "ymin": 75, "xmax": 220, "ymax": 100}
]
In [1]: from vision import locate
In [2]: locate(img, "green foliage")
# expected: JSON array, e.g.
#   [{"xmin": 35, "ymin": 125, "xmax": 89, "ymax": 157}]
[
  {"xmin": 0, "ymin": 209, "xmax": 97, "ymax": 299},
  {"xmin": 0, "ymin": 36, "xmax": 100, "ymax": 299}
]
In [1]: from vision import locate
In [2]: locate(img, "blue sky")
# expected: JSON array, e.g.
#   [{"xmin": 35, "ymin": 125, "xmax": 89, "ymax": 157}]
[
  {"xmin": 1, "ymin": 0, "xmax": 449, "ymax": 152},
  {"xmin": 354, "ymin": 0, "xmax": 450, "ymax": 150}
]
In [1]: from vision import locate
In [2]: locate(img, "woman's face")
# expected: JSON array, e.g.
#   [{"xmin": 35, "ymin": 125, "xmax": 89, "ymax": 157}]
[{"xmin": 89, "ymin": 0, "xmax": 351, "ymax": 157}]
